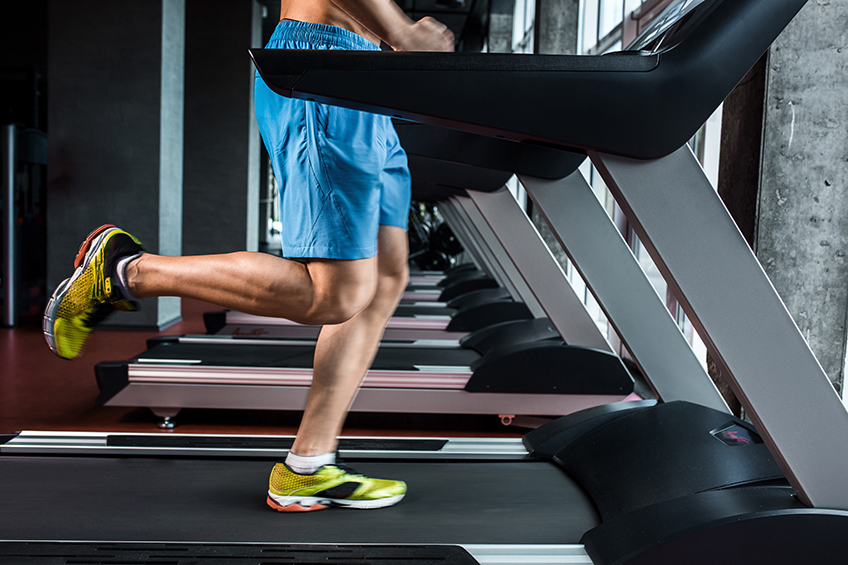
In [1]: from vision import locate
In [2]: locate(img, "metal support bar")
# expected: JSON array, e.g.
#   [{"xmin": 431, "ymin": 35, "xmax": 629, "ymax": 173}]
[
  {"xmin": 451, "ymin": 195, "xmax": 545, "ymax": 317},
  {"xmin": 521, "ymin": 172, "xmax": 727, "ymax": 412},
  {"xmin": 439, "ymin": 200, "xmax": 500, "ymax": 281},
  {"xmin": 591, "ymin": 146, "xmax": 848, "ymax": 510},
  {"xmin": 2, "ymin": 125, "xmax": 17, "ymax": 327},
  {"xmin": 467, "ymin": 187, "xmax": 611, "ymax": 352},
  {"xmin": 441, "ymin": 198, "xmax": 529, "ymax": 305}
]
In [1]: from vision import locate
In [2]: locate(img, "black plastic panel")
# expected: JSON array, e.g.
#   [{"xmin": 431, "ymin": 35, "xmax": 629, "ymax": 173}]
[
  {"xmin": 581, "ymin": 486, "xmax": 848, "ymax": 565},
  {"xmin": 523, "ymin": 400, "xmax": 657, "ymax": 458},
  {"xmin": 202, "ymin": 310, "xmax": 226, "ymax": 334},
  {"xmin": 93, "ymin": 362, "xmax": 129, "ymax": 403},
  {"xmin": 395, "ymin": 121, "xmax": 585, "ymax": 180},
  {"xmin": 548, "ymin": 401, "xmax": 785, "ymax": 521},
  {"xmin": 250, "ymin": 0, "xmax": 807, "ymax": 159},
  {"xmin": 446, "ymin": 287, "xmax": 511, "ymax": 310},
  {"xmin": 407, "ymin": 155, "xmax": 512, "ymax": 192},
  {"xmin": 412, "ymin": 180, "xmax": 468, "ymax": 202},
  {"xmin": 446, "ymin": 301, "xmax": 533, "ymax": 332},
  {"xmin": 437, "ymin": 268, "xmax": 487, "ymax": 288},
  {"xmin": 462, "ymin": 318, "xmax": 561, "ymax": 355},
  {"xmin": 439, "ymin": 277, "xmax": 500, "ymax": 302},
  {"xmin": 0, "ymin": 433, "xmax": 20, "ymax": 446},
  {"xmin": 466, "ymin": 342, "xmax": 633, "ymax": 395}
]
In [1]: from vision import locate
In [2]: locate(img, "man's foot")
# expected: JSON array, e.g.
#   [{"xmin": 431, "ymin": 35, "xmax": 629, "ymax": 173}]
[
  {"xmin": 267, "ymin": 463, "xmax": 407, "ymax": 512},
  {"xmin": 43, "ymin": 224, "xmax": 145, "ymax": 359}
]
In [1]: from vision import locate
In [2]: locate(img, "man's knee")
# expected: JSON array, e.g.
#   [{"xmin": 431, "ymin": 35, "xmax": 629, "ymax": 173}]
[
  {"xmin": 318, "ymin": 281, "xmax": 375, "ymax": 324},
  {"xmin": 303, "ymin": 259, "xmax": 377, "ymax": 325},
  {"xmin": 380, "ymin": 260, "xmax": 409, "ymax": 302}
]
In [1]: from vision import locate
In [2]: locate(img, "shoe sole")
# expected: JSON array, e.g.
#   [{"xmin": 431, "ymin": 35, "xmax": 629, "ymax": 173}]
[
  {"xmin": 266, "ymin": 492, "xmax": 405, "ymax": 512},
  {"xmin": 42, "ymin": 225, "xmax": 119, "ymax": 358}
]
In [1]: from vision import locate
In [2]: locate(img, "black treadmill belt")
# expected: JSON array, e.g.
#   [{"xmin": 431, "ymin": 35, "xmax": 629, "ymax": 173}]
[
  {"xmin": 0, "ymin": 542, "xmax": 479, "ymax": 565},
  {"xmin": 0, "ymin": 457, "xmax": 598, "ymax": 544},
  {"xmin": 106, "ymin": 435, "xmax": 449, "ymax": 451},
  {"xmin": 393, "ymin": 304, "xmax": 455, "ymax": 317},
  {"xmin": 138, "ymin": 342, "xmax": 479, "ymax": 369}
]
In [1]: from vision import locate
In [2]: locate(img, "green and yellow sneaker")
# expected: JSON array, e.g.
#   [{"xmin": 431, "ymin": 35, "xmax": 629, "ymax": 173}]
[
  {"xmin": 267, "ymin": 463, "xmax": 407, "ymax": 512},
  {"xmin": 43, "ymin": 224, "xmax": 146, "ymax": 359}
]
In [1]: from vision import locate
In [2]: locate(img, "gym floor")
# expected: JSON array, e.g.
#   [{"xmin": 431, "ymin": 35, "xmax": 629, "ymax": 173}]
[{"xmin": 0, "ymin": 298, "xmax": 524, "ymax": 439}]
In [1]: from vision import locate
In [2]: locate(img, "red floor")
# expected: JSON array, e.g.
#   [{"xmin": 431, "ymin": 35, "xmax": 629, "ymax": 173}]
[{"xmin": 0, "ymin": 299, "xmax": 522, "ymax": 439}]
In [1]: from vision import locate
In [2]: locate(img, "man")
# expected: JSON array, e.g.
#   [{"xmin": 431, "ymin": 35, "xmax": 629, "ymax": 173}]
[{"xmin": 44, "ymin": 0, "xmax": 454, "ymax": 512}]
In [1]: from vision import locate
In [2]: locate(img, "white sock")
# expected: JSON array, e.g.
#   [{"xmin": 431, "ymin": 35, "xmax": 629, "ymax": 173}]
[
  {"xmin": 285, "ymin": 451, "xmax": 336, "ymax": 475},
  {"xmin": 114, "ymin": 252, "xmax": 143, "ymax": 301}
]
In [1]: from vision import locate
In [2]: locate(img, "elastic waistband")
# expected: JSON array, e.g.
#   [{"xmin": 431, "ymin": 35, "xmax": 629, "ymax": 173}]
[{"xmin": 268, "ymin": 20, "xmax": 379, "ymax": 51}]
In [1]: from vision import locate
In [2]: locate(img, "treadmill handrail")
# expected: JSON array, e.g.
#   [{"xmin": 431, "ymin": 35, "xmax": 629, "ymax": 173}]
[{"xmin": 249, "ymin": 0, "xmax": 807, "ymax": 160}]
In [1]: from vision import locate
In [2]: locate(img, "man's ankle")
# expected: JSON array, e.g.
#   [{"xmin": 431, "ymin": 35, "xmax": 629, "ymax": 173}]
[{"xmin": 285, "ymin": 451, "xmax": 336, "ymax": 475}]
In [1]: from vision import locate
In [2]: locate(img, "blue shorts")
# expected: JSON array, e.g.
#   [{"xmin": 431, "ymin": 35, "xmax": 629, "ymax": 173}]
[{"xmin": 254, "ymin": 20, "xmax": 411, "ymax": 260}]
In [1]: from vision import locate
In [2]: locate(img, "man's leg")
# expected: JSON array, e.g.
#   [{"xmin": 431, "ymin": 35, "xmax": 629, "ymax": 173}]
[
  {"xmin": 291, "ymin": 225, "xmax": 410, "ymax": 456},
  {"xmin": 43, "ymin": 225, "xmax": 379, "ymax": 360},
  {"xmin": 129, "ymin": 251, "xmax": 377, "ymax": 326},
  {"xmin": 266, "ymin": 225, "xmax": 410, "ymax": 512}
]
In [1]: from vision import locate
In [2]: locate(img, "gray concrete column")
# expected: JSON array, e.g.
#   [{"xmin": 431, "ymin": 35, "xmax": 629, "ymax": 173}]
[
  {"xmin": 488, "ymin": 0, "xmax": 515, "ymax": 53},
  {"xmin": 47, "ymin": 0, "xmax": 185, "ymax": 330},
  {"xmin": 534, "ymin": 0, "xmax": 579, "ymax": 55},
  {"xmin": 182, "ymin": 0, "xmax": 262, "ymax": 256},
  {"xmin": 756, "ymin": 0, "xmax": 848, "ymax": 396},
  {"xmin": 528, "ymin": 0, "xmax": 580, "ymax": 282}
]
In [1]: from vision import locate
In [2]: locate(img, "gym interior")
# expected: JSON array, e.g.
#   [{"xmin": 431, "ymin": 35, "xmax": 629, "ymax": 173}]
[{"xmin": 2, "ymin": 0, "xmax": 848, "ymax": 563}]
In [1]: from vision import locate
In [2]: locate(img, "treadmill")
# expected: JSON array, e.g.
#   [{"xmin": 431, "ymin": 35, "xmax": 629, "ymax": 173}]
[
  {"xmin": 202, "ymin": 140, "xmax": 558, "ymax": 340},
  {"xmin": 247, "ymin": 0, "xmax": 848, "ymax": 550},
  {"xmin": 4, "ymin": 1, "xmax": 846, "ymax": 563},
  {"xmin": 93, "ymin": 151, "xmax": 635, "ymax": 428}
]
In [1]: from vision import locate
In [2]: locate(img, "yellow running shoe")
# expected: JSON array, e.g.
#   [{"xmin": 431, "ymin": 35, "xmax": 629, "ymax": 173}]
[
  {"xmin": 267, "ymin": 463, "xmax": 407, "ymax": 512},
  {"xmin": 43, "ymin": 224, "xmax": 146, "ymax": 359}
]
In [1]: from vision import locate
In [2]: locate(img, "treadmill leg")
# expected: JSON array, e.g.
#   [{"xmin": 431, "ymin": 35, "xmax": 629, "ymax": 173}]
[{"xmin": 151, "ymin": 407, "xmax": 181, "ymax": 429}]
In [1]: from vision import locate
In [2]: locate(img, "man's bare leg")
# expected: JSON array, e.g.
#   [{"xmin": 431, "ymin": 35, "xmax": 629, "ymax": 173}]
[
  {"xmin": 126, "ymin": 225, "xmax": 409, "ymax": 456},
  {"xmin": 290, "ymin": 225, "xmax": 409, "ymax": 456},
  {"xmin": 128, "ymin": 251, "xmax": 377, "ymax": 326}
]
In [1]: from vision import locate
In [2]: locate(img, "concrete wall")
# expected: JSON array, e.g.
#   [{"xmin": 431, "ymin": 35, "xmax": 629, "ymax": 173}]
[
  {"xmin": 534, "ymin": 0, "xmax": 579, "ymax": 55},
  {"xmin": 46, "ymin": 0, "xmax": 185, "ymax": 329},
  {"xmin": 528, "ymin": 0, "xmax": 580, "ymax": 275},
  {"xmin": 182, "ymin": 0, "xmax": 262, "ymax": 256},
  {"xmin": 488, "ymin": 0, "xmax": 515, "ymax": 53},
  {"xmin": 756, "ymin": 0, "xmax": 848, "ymax": 396}
]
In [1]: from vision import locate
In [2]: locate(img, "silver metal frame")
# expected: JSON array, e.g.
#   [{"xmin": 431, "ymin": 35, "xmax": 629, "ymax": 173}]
[
  {"xmin": 106, "ymin": 366, "xmax": 631, "ymax": 421},
  {"xmin": 2, "ymin": 125, "xmax": 17, "ymax": 327},
  {"xmin": 0, "ymin": 430, "xmax": 530, "ymax": 459},
  {"xmin": 521, "ymin": 172, "xmax": 728, "ymax": 413},
  {"xmin": 440, "ymin": 198, "xmax": 532, "ymax": 305},
  {"xmin": 467, "ymin": 187, "xmax": 612, "ymax": 352},
  {"xmin": 591, "ymin": 146, "xmax": 848, "ymax": 510}
]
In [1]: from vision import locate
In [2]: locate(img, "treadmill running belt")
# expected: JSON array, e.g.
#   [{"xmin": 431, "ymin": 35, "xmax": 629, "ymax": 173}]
[
  {"xmin": 0, "ymin": 458, "xmax": 598, "ymax": 544},
  {"xmin": 137, "ymin": 342, "xmax": 479, "ymax": 369},
  {"xmin": 0, "ymin": 542, "xmax": 479, "ymax": 565},
  {"xmin": 106, "ymin": 435, "xmax": 449, "ymax": 451}
]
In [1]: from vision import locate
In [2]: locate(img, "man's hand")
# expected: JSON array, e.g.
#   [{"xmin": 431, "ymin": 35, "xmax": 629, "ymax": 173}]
[
  {"xmin": 331, "ymin": 0, "xmax": 455, "ymax": 52},
  {"xmin": 392, "ymin": 16, "xmax": 455, "ymax": 52}
]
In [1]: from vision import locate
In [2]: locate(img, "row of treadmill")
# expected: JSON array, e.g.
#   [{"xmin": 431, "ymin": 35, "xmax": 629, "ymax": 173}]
[{"xmin": 2, "ymin": 0, "xmax": 847, "ymax": 563}]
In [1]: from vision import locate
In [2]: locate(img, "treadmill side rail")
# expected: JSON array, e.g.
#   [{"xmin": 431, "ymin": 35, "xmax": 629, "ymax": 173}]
[{"xmin": 591, "ymin": 147, "xmax": 848, "ymax": 511}]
